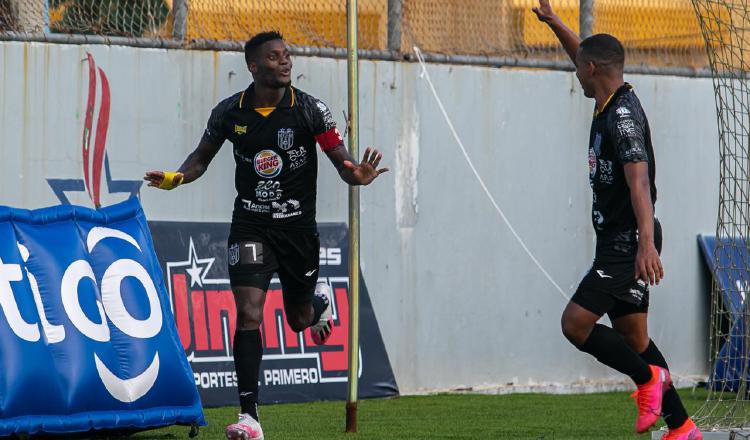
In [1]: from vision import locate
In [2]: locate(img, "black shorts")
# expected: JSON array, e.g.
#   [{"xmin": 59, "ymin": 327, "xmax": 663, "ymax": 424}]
[
  {"xmin": 571, "ymin": 220, "xmax": 662, "ymax": 320},
  {"xmin": 227, "ymin": 225, "xmax": 320, "ymax": 304},
  {"xmin": 571, "ymin": 263, "xmax": 651, "ymax": 320}
]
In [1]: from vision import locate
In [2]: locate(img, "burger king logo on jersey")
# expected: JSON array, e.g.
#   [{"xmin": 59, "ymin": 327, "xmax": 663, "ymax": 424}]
[{"xmin": 254, "ymin": 150, "xmax": 283, "ymax": 178}]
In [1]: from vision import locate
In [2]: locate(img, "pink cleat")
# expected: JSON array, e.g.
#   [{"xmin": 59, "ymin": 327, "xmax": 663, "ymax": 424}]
[
  {"xmin": 663, "ymin": 418, "xmax": 702, "ymax": 440},
  {"xmin": 225, "ymin": 413, "xmax": 264, "ymax": 440},
  {"xmin": 630, "ymin": 365, "xmax": 671, "ymax": 433},
  {"xmin": 309, "ymin": 282, "xmax": 333, "ymax": 345}
]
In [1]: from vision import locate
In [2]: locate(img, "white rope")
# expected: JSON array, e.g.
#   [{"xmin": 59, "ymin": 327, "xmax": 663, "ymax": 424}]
[{"xmin": 413, "ymin": 46, "xmax": 570, "ymax": 301}]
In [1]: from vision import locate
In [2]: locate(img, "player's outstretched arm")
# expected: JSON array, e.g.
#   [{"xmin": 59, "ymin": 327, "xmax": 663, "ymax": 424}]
[
  {"xmin": 532, "ymin": 0, "xmax": 581, "ymax": 65},
  {"xmin": 325, "ymin": 145, "xmax": 389, "ymax": 186},
  {"xmin": 624, "ymin": 162, "xmax": 663, "ymax": 286},
  {"xmin": 144, "ymin": 136, "xmax": 222, "ymax": 190}
]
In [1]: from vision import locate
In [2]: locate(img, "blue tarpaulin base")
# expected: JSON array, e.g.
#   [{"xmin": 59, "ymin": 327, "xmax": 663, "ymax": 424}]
[
  {"xmin": 698, "ymin": 234, "xmax": 750, "ymax": 393},
  {"xmin": 0, "ymin": 198, "xmax": 205, "ymax": 436}
]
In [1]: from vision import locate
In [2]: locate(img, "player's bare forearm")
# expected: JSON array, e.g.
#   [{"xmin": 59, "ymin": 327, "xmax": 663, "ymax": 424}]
[
  {"xmin": 180, "ymin": 137, "xmax": 222, "ymax": 183},
  {"xmin": 325, "ymin": 144, "xmax": 389, "ymax": 186},
  {"xmin": 624, "ymin": 161, "xmax": 663, "ymax": 284},
  {"xmin": 532, "ymin": 1, "xmax": 581, "ymax": 65},
  {"xmin": 176, "ymin": 152, "xmax": 208, "ymax": 184},
  {"xmin": 144, "ymin": 136, "xmax": 221, "ymax": 189},
  {"xmin": 549, "ymin": 19, "xmax": 581, "ymax": 65}
]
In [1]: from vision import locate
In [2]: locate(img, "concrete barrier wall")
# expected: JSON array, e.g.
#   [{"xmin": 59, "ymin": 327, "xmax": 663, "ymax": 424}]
[{"xmin": 0, "ymin": 41, "xmax": 718, "ymax": 393}]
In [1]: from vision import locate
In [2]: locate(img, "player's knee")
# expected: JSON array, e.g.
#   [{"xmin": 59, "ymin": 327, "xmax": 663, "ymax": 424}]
[
  {"xmin": 560, "ymin": 315, "xmax": 589, "ymax": 346},
  {"xmin": 236, "ymin": 305, "xmax": 263, "ymax": 330},
  {"xmin": 286, "ymin": 311, "xmax": 311, "ymax": 333}
]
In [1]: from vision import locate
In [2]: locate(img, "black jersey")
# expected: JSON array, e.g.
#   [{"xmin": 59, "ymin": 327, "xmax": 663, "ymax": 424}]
[
  {"xmin": 202, "ymin": 84, "xmax": 344, "ymax": 231},
  {"xmin": 588, "ymin": 84, "xmax": 657, "ymax": 259}
]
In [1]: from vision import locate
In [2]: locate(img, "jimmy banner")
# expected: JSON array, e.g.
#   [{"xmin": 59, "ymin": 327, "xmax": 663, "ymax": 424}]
[{"xmin": 149, "ymin": 221, "xmax": 398, "ymax": 407}]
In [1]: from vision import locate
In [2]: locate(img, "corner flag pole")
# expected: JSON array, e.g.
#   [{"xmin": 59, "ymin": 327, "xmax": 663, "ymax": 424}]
[{"xmin": 345, "ymin": 0, "xmax": 360, "ymax": 434}]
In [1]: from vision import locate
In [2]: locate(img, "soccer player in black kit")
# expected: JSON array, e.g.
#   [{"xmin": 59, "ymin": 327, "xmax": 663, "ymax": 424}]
[
  {"xmin": 144, "ymin": 32, "xmax": 388, "ymax": 440},
  {"xmin": 533, "ymin": 1, "xmax": 701, "ymax": 439}
]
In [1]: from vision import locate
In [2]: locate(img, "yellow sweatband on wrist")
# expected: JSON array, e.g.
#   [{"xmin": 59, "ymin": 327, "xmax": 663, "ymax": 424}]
[{"xmin": 158, "ymin": 171, "xmax": 184, "ymax": 190}]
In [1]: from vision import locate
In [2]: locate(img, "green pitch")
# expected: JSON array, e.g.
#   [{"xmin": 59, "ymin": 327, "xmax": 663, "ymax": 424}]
[{"xmin": 130, "ymin": 388, "xmax": 707, "ymax": 439}]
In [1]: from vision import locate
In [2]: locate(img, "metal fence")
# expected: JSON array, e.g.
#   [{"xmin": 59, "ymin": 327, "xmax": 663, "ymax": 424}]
[{"xmin": 0, "ymin": 0, "xmax": 710, "ymax": 75}]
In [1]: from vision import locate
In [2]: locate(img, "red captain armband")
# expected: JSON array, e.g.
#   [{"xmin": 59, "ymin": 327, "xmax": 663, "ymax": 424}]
[{"xmin": 315, "ymin": 127, "xmax": 344, "ymax": 152}]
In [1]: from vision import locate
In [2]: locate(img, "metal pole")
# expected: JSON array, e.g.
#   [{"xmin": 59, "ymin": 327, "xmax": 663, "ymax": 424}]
[
  {"xmin": 579, "ymin": 0, "xmax": 594, "ymax": 39},
  {"xmin": 173, "ymin": 0, "xmax": 188, "ymax": 41},
  {"xmin": 345, "ymin": 0, "xmax": 360, "ymax": 434},
  {"xmin": 387, "ymin": 0, "xmax": 402, "ymax": 52}
]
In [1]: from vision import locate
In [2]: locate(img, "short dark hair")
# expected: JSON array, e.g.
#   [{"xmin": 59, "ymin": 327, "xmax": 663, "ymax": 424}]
[
  {"xmin": 579, "ymin": 33, "xmax": 625, "ymax": 71},
  {"xmin": 244, "ymin": 31, "xmax": 284, "ymax": 65}
]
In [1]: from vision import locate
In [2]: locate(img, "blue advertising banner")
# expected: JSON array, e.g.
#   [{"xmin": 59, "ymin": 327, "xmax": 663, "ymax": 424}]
[
  {"xmin": 0, "ymin": 198, "xmax": 205, "ymax": 436},
  {"xmin": 698, "ymin": 234, "xmax": 750, "ymax": 391},
  {"xmin": 148, "ymin": 221, "xmax": 399, "ymax": 407}
]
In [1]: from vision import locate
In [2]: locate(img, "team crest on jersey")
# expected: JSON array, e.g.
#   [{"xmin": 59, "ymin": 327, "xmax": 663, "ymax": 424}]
[
  {"xmin": 228, "ymin": 243, "xmax": 240, "ymax": 266},
  {"xmin": 277, "ymin": 128, "xmax": 294, "ymax": 151},
  {"xmin": 235, "ymin": 125, "xmax": 247, "ymax": 135},
  {"xmin": 593, "ymin": 132, "xmax": 602, "ymax": 156},
  {"xmin": 254, "ymin": 150, "xmax": 283, "ymax": 178}
]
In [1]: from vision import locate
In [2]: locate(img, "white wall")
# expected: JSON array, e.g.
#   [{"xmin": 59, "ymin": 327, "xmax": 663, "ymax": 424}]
[{"xmin": 0, "ymin": 41, "xmax": 719, "ymax": 394}]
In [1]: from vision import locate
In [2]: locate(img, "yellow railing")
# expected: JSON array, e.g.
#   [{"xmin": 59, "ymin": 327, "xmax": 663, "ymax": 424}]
[{"xmin": 31, "ymin": 0, "xmax": 711, "ymax": 69}]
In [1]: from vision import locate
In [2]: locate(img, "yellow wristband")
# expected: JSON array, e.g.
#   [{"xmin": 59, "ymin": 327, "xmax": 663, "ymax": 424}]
[{"xmin": 158, "ymin": 171, "xmax": 184, "ymax": 190}]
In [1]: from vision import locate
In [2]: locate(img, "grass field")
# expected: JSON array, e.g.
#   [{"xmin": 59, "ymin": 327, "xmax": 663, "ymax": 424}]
[{"xmin": 123, "ymin": 388, "xmax": 709, "ymax": 439}]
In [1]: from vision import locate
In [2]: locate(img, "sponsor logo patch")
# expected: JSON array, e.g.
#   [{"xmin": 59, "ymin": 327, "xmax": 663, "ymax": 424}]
[
  {"xmin": 254, "ymin": 150, "xmax": 283, "ymax": 178},
  {"xmin": 241, "ymin": 199, "xmax": 270, "ymax": 213},
  {"xmin": 630, "ymin": 279, "xmax": 648, "ymax": 303},
  {"xmin": 255, "ymin": 181, "xmax": 283, "ymax": 202},
  {"xmin": 288, "ymin": 147, "xmax": 308, "ymax": 170},
  {"xmin": 598, "ymin": 159, "xmax": 614, "ymax": 184},
  {"xmin": 272, "ymin": 199, "xmax": 302, "ymax": 219},
  {"xmin": 623, "ymin": 142, "xmax": 646, "ymax": 161},
  {"xmin": 617, "ymin": 119, "xmax": 636, "ymax": 137}
]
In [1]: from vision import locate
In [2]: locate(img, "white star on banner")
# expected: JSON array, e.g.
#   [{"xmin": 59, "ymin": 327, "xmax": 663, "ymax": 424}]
[{"xmin": 183, "ymin": 238, "xmax": 216, "ymax": 288}]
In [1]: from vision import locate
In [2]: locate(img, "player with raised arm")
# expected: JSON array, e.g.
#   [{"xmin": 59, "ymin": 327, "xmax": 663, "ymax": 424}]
[
  {"xmin": 533, "ymin": 1, "xmax": 701, "ymax": 438},
  {"xmin": 144, "ymin": 31, "xmax": 388, "ymax": 440}
]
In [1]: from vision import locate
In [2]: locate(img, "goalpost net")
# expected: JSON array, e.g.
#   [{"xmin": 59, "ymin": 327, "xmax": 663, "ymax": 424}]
[{"xmin": 692, "ymin": 0, "xmax": 750, "ymax": 432}]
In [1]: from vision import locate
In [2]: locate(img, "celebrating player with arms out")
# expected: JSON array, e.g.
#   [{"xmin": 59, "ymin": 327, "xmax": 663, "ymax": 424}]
[
  {"xmin": 533, "ymin": 2, "xmax": 701, "ymax": 439},
  {"xmin": 144, "ymin": 31, "xmax": 388, "ymax": 440}
]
